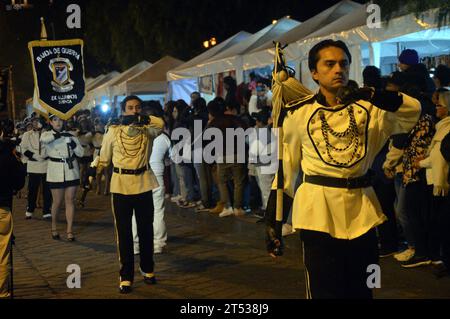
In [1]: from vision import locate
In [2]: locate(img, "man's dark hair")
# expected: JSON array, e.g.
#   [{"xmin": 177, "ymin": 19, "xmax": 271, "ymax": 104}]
[
  {"xmin": 120, "ymin": 95, "xmax": 143, "ymax": 112},
  {"xmin": 142, "ymin": 100, "xmax": 164, "ymax": 117},
  {"xmin": 362, "ymin": 66, "xmax": 381, "ymax": 89},
  {"xmin": 308, "ymin": 39, "xmax": 352, "ymax": 72},
  {"xmin": 387, "ymin": 71, "xmax": 407, "ymax": 87},
  {"xmin": 175, "ymin": 99, "xmax": 189, "ymax": 115},
  {"xmin": 347, "ymin": 79, "xmax": 359, "ymax": 90},
  {"xmin": 223, "ymin": 76, "xmax": 237, "ymax": 89},
  {"xmin": 207, "ymin": 97, "xmax": 225, "ymax": 118},
  {"xmin": 193, "ymin": 97, "xmax": 207, "ymax": 113},
  {"xmin": 253, "ymin": 110, "xmax": 271, "ymax": 126},
  {"xmin": 434, "ymin": 64, "xmax": 450, "ymax": 87}
]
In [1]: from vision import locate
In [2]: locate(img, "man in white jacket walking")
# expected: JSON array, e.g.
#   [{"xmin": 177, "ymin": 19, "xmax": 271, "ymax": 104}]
[{"xmin": 20, "ymin": 117, "xmax": 52, "ymax": 220}]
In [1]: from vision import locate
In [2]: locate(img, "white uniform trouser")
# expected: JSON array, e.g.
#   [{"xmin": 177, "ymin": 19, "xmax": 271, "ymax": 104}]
[
  {"xmin": 132, "ymin": 174, "xmax": 167, "ymax": 253},
  {"xmin": 0, "ymin": 207, "xmax": 13, "ymax": 298},
  {"xmin": 255, "ymin": 167, "xmax": 275, "ymax": 210}
]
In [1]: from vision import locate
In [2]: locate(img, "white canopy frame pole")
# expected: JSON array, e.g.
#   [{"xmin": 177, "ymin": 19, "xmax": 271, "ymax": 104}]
[
  {"xmin": 369, "ymin": 42, "xmax": 381, "ymax": 68},
  {"xmin": 235, "ymin": 55, "xmax": 244, "ymax": 84},
  {"xmin": 349, "ymin": 44, "xmax": 364, "ymax": 86}
]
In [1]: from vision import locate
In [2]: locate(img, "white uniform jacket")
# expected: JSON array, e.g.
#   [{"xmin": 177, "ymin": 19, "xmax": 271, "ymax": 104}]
[
  {"xmin": 99, "ymin": 116, "xmax": 164, "ymax": 195},
  {"xmin": 40, "ymin": 130, "xmax": 84, "ymax": 183},
  {"xmin": 273, "ymin": 92, "xmax": 421, "ymax": 240},
  {"xmin": 20, "ymin": 130, "xmax": 48, "ymax": 174}
]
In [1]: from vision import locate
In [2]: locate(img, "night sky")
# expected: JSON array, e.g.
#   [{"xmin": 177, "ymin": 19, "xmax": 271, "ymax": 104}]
[{"xmin": 0, "ymin": 0, "xmax": 367, "ymax": 107}]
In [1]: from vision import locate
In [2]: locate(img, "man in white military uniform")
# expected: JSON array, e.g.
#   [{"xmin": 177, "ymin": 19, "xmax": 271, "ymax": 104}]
[
  {"xmin": 99, "ymin": 95, "xmax": 164, "ymax": 294},
  {"xmin": 20, "ymin": 117, "xmax": 52, "ymax": 219},
  {"xmin": 266, "ymin": 40, "xmax": 421, "ymax": 299}
]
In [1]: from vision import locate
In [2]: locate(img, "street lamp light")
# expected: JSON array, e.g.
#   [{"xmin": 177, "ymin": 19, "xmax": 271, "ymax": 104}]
[{"xmin": 203, "ymin": 37, "xmax": 217, "ymax": 49}]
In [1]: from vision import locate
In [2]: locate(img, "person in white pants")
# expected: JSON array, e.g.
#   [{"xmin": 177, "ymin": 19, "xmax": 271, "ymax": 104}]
[
  {"xmin": 248, "ymin": 110, "xmax": 277, "ymax": 210},
  {"xmin": 133, "ymin": 107, "xmax": 171, "ymax": 254}
]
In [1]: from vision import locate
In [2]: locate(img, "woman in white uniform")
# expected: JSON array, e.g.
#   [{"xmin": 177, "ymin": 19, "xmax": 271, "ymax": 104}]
[{"xmin": 41, "ymin": 114, "xmax": 84, "ymax": 241}]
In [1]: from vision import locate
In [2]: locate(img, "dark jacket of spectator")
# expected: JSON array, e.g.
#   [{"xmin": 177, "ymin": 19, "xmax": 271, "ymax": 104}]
[
  {"xmin": 207, "ymin": 114, "xmax": 248, "ymax": 160},
  {"xmin": 442, "ymin": 131, "xmax": 450, "ymax": 163},
  {"xmin": 0, "ymin": 139, "xmax": 26, "ymax": 209}
]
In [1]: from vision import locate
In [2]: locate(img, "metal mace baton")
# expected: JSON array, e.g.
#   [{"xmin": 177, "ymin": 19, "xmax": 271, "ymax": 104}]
[{"xmin": 273, "ymin": 42, "xmax": 288, "ymax": 251}]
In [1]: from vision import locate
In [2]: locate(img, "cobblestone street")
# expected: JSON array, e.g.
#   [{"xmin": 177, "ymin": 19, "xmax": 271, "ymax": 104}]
[{"xmin": 10, "ymin": 191, "xmax": 450, "ymax": 299}]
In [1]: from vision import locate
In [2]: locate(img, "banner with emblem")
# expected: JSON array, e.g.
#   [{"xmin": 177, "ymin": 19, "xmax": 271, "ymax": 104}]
[
  {"xmin": 0, "ymin": 66, "xmax": 9, "ymax": 114},
  {"xmin": 28, "ymin": 39, "xmax": 86, "ymax": 120}
]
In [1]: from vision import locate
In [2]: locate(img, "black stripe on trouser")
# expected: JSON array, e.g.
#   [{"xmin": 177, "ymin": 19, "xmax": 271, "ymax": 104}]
[
  {"xmin": 300, "ymin": 229, "xmax": 378, "ymax": 299},
  {"xmin": 27, "ymin": 173, "xmax": 52, "ymax": 214},
  {"xmin": 112, "ymin": 191, "xmax": 154, "ymax": 282}
]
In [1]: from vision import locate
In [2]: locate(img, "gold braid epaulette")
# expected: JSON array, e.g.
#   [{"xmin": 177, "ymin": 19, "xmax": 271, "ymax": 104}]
[{"xmin": 285, "ymin": 94, "xmax": 316, "ymax": 112}]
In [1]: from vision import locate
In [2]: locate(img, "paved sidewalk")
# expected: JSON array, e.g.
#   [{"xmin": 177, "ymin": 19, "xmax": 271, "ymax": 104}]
[{"xmin": 10, "ymin": 191, "xmax": 450, "ymax": 299}]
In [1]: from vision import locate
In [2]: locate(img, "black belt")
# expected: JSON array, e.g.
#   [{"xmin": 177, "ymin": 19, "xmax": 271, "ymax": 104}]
[
  {"xmin": 49, "ymin": 157, "xmax": 74, "ymax": 163},
  {"xmin": 304, "ymin": 172, "xmax": 373, "ymax": 189},
  {"xmin": 113, "ymin": 166, "xmax": 148, "ymax": 175}
]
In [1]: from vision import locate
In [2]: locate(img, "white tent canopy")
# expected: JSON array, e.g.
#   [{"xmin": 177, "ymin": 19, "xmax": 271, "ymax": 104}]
[
  {"xmin": 84, "ymin": 71, "xmax": 120, "ymax": 108},
  {"xmin": 88, "ymin": 61, "xmax": 151, "ymax": 104},
  {"xmin": 171, "ymin": 17, "xmax": 301, "ymax": 83},
  {"xmin": 292, "ymin": 7, "xmax": 450, "ymax": 90},
  {"xmin": 242, "ymin": 0, "xmax": 363, "ymax": 71},
  {"xmin": 167, "ymin": 31, "xmax": 252, "ymax": 81},
  {"xmin": 112, "ymin": 56, "xmax": 184, "ymax": 96},
  {"xmin": 85, "ymin": 71, "xmax": 121, "ymax": 92}
]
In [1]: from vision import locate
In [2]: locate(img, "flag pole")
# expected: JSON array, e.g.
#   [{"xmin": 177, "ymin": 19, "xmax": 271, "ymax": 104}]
[
  {"xmin": 40, "ymin": 17, "xmax": 48, "ymax": 41},
  {"xmin": 8, "ymin": 66, "xmax": 16, "ymax": 123}
]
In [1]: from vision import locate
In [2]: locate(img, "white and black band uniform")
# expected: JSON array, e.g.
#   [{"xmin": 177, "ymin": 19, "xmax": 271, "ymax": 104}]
[
  {"xmin": 20, "ymin": 129, "xmax": 52, "ymax": 217},
  {"xmin": 99, "ymin": 114, "xmax": 164, "ymax": 291},
  {"xmin": 40, "ymin": 129, "xmax": 84, "ymax": 189},
  {"xmin": 266, "ymin": 88, "xmax": 421, "ymax": 298}
]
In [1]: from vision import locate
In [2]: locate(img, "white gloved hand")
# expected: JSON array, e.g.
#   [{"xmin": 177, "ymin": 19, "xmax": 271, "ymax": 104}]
[{"xmin": 433, "ymin": 185, "xmax": 449, "ymax": 197}]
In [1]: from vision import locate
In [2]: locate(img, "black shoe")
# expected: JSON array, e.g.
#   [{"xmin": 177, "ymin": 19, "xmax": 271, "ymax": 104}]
[
  {"xmin": 401, "ymin": 256, "xmax": 431, "ymax": 268},
  {"xmin": 51, "ymin": 230, "xmax": 60, "ymax": 240},
  {"xmin": 143, "ymin": 275, "xmax": 157, "ymax": 285},
  {"xmin": 119, "ymin": 285, "xmax": 132, "ymax": 294},
  {"xmin": 432, "ymin": 262, "xmax": 449, "ymax": 279},
  {"xmin": 379, "ymin": 248, "xmax": 397, "ymax": 258}
]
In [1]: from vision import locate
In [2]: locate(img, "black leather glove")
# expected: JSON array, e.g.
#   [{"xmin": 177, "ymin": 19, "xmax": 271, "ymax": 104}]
[
  {"xmin": 370, "ymin": 89, "xmax": 403, "ymax": 112},
  {"xmin": 336, "ymin": 86, "xmax": 374, "ymax": 105},
  {"xmin": 265, "ymin": 190, "xmax": 293, "ymax": 257},
  {"xmin": 69, "ymin": 140, "xmax": 76, "ymax": 150},
  {"xmin": 337, "ymin": 86, "xmax": 404, "ymax": 112},
  {"xmin": 441, "ymin": 132, "xmax": 450, "ymax": 162},
  {"xmin": 24, "ymin": 150, "xmax": 34, "ymax": 160},
  {"xmin": 136, "ymin": 115, "xmax": 150, "ymax": 125},
  {"xmin": 107, "ymin": 117, "xmax": 120, "ymax": 126},
  {"xmin": 53, "ymin": 131, "xmax": 61, "ymax": 139},
  {"xmin": 266, "ymin": 222, "xmax": 284, "ymax": 257},
  {"xmin": 121, "ymin": 115, "xmax": 139, "ymax": 125}
]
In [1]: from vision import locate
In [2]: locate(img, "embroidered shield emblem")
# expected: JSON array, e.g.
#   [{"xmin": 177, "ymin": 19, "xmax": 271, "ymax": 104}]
[
  {"xmin": 307, "ymin": 103, "xmax": 369, "ymax": 168},
  {"xmin": 49, "ymin": 57, "xmax": 75, "ymax": 93}
]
